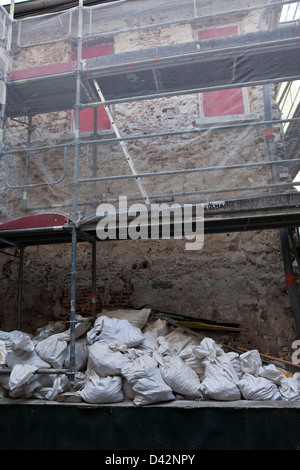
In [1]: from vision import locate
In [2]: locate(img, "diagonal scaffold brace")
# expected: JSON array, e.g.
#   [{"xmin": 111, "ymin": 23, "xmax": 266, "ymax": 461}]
[{"xmin": 92, "ymin": 79, "xmax": 150, "ymax": 206}]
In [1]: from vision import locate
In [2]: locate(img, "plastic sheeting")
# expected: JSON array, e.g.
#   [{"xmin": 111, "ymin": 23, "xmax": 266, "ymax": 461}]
[{"xmin": 0, "ymin": 0, "xmax": 299, "ymax": 224}]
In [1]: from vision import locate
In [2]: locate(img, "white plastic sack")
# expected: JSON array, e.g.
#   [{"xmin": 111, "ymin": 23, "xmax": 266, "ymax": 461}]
[
  {"xmin": 259, "ymin": 364, "xmax": 284, "ymax": 384},
  {"xmin": 79, "ymin": 371, "xmax": 124, "ymax": 404},
  {"xmin": 156, "ymin": 336, "xmax": 175, "ymax": 357},
  {"xmin": 0, "ymin": 340, "xmax": 6, "ymax": 364},
  {"xmin": 35, "ymin": 332, "xmax": 70, "ymax": 369},
  {"xmin": 238, "ymin": 373, "xmax": 281, "ymax": 400},
  {"xmin": 199, "ymin": 359, "xmax": 242, "ymax": 401},
  {"xmin": 157, "ymin": 355, "xmax": 202, "ymax": 399},
  {"xmin": 6, "ymin": 348, "xmax": 52, "ymax": 369},
  {"xmin": 193, "ymin": 337, "xmax": 224, "ymax": 361},
  {"xmin": 0, "ymin": 330, "xmax": 34, "ymax": 357},
  {"xmin": 87, "ymin": 316, "xmax": 144, "ymax": 348},
  {"xmin": 194, "ymin": 338, "xmax": 241, "ymax": 383},
  {"xmin": 12, "ymin": 333, "xmax": 34, "ymax": 353},
  {"xmin": 64, "ymin": 339, "xmax": 87, "ymax": 371},
  {"xmin": 259, "ymin": 367, "xmax": 300, "ymax": 401},
  {"xmin": 121, "ymin": 354, "xmax": 174, "ymax": 406},
  {"xmin": 8, "ymin": 363, "xmax": 38, "ymax": 392},
  {"xmin": 9, "ymin": 377, "xmax": 40, "ymax": 399},
  {"xmin": 44, "ymin": 375, "xmax": 69, "ymax": 401},
  {"xmin": 122, "ymin": 379, "xmax": 136, "ymax": 400},
  {"xmin": 240, "ymin": 350, "xmax": 262, "ymax": 377},
  {"xmin": 99, "ymin": 308, "xmax": 151, "ymax": 329},
  {"xmin": 136, "ymin": 331, "xmax": 159, "ymax": 354},
  {"xmin": 279, "ymin": 376, "xmax": 300, "ymax": 401},
  {"xmin": 179, "ymin": 345, "xmax": 205, "ymax": 378},
  {"xmin": 33, "ymin": 374, "xmax": 56, "ymax": 399},
  {"xmin": 87, "ymin": 341, "xmax": 130, "ymax": 376},
  {"xmin": 164, "ymin": 330, "xmax": 197, "ymax": 355},
  {"xmin": 143, "ymin": 318, "xmax": 169, "ymax": 337}
]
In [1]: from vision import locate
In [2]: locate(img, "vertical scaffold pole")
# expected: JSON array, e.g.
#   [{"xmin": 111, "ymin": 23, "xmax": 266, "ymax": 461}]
[
  {"xmin": 9, "ymin": 0, "xmax": 15, "ymax": 18},
  {"xmin": 91, "ymin": 239, "xmax": 97, "ymax": 319},
  {"xmin": 0, "ymin": 1, "xmax": 13, "ymax": 153},
  {"xmin": 17, "ymin": 246, "xmax": 24, "ymax": 331},
  {"xmin": 69, "ymin": 0, "xmax": 84, "ymax": 388},
  {"xmin": 92, "ymin": 108, "xmax": 97, "ymax": 205}
]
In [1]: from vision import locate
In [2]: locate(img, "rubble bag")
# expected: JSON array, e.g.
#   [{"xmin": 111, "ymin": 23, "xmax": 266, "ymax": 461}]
[
  {"xmin": 199, "ymin": 359, "xmax": 242, "ymax": 401},
  {"xmin": 121, "ymin": 354, "xmax": 174, "ymax": 406},
  {"xmin": 79, "ymin": 371, "xmax": 124, "ymax": 404},
  {"xmin": 238, "ymin": 373, "xmax": 282, "ymax": 400},
  {"xmin": 156, "ymin": 354, "xmax": 202, "ymax": 399}
]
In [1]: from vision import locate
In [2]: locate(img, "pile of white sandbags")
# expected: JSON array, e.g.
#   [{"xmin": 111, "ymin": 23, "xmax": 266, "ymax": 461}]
[{"xmin": 0, "ymin": 308, "xmax": 300, "ymax": 405}]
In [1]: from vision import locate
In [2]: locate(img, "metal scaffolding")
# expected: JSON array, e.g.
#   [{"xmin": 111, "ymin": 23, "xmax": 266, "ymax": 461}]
[{"xmin": 0, "ymin": 0, "xmax": 300, "ymax": 387}]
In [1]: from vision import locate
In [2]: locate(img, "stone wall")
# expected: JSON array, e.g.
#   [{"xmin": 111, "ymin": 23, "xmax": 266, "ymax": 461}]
[{"xmin": 0, "ymin": 228, "xmax": 299, "ymax": 362}]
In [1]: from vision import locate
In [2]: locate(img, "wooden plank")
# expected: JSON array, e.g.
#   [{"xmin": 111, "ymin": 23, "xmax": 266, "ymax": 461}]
[{"xmin": 176, "ymin": 320, "xmax": 245, "ymax": 333}]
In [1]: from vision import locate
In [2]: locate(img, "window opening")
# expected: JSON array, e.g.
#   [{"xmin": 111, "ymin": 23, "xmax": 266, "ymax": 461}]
[
  {"xmin": 197, "ymin": 25, "xmax": 246, "ymax": 119},
  {"xmin": 73, "ymin": 43, "xmax": 113, "ymax": 133}
]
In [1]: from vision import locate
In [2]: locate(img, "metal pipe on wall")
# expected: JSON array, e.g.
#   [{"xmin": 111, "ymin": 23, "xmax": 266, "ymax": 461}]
[
  {"xmin": 91, "ymin": 239, "xmax": 97, "ymax": 319},
  {"xmin": 68, "ymin": 0, "xmax": 84, "ymax": 388},
  {"xmin": 17, "ymin": 246, "xmax": 24, "ymax": 330}
]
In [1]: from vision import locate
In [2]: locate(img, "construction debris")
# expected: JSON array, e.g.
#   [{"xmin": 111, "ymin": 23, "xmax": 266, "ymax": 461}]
[{"xmin": 0, "ymin": 309, "xmax": 300, "ymax": 405}]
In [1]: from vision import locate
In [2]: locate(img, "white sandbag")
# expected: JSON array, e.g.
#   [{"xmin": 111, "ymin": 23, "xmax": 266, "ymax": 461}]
[
  {"xmin": 8, "ymin": 363, "xmax": 38, "ymax": 392},
  {"xmin": 199, "ymin": 359, "xmax": 242, "ymax": 401},
  {"xmin": 9, "ymin": 377, "xmax": 40, "ymax": 399},
  {"xmin": 193, "ymin": 337, "xmax": 224, "ymax": 361},
  {"xmin": 136, "ymin": 331, "xmax": 159, "ymax": 354},
  {"xmin": 6, "ymin": 348, "xmax": 52, "ymax": 369},
  {"xmin": 12, "ymin": 333, "xmax": 34, "ymax": 353},
  {"xmin": 122, "ymin": 379, "xmax": 136, "ymax": 400},
  {"xmin": 259, "ymin": 364, "xmax": 285, "ymax": 385},
  {"xmin": 157, "ymin": 354, "xmax": 202, "ymax": 399},
  {"xmin": 87, "ymin": 341, "xmax": 130, "ymax": 376},
  {"xmin": 230, "ymin": 355, "xmax": 243, "ymax": 380},
  {"xmin": 164, "ymin": 329, "xmax": 197, "ymax": 355},
  {"xmin": 0, "ymin": 330, "xmax": 33, "ymax": 353},
  {"xmin": 79, "ymin": 371, "xmax": 124, "ymax": 404},
  {"xmin": 121, "ymin": 354, "xmax": 174, "ymax": 406},
  {"xmin": 86, "ymin": 324, "xmax": 102, "ymax": 344},
  {"xmin": 238, "ymin": 373, "xmax": 281, "ymax": 400},
  {"xmin": 64, "ymin": 339, "xmax": 87, "ymax": 371},
  {"xmin": 99, "ymin": 308, "xmax": 151, "ymax": 329},
  {"xmin": 143, "ymin": 318, "xmax": 169, "ymax": 337},
  {"xmin": 193, "ymin": 338, "xmax": 240, "ymax": 384},
  {"xmin": 33, "ymin": 374, "xmax": 57, "ymax": 398},
  {"xmin": 35, "ymin": 331, "xmax": 70, "ymax": 369},
  {"xmin": 0, "ymin": 340, "xmax": 6, "ymax": 364},
  {"xmin": 44, "ymin": 375, "xmax": 68, "ymax": 401},
  {"xmin": 259, "ymin": 364, "xmax": 300, "ymax": 402},
  {"xmin": 88, "ymin": 316, "xmax": 144, "ymax": 348},
  {"xmin": 279, "ymin": 375, "xmax": 300, "ymax": 401},
  {"xmin": 179, "ymin": 345, "xmax": 205, "ymax": 378},
  {"xmin": 157, "ymin": 336, "xmax": 175, "ymax": 357},
  {"xmin": 240, "ymin": 350, "xmax": 262, "ymax": 377}
]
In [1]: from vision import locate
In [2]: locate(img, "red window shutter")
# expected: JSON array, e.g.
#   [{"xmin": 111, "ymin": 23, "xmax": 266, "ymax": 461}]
[
  {"xmin": 73, "ymin": 44, "xmax": 113, "ymax": 132},
  {"xmin": 198, "ymin": 26, "xmax": 244, "ymax": 117},
  {"xmin": 202, "ymin": 89, "xmax": 244, "ymax": 117}
]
